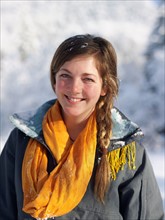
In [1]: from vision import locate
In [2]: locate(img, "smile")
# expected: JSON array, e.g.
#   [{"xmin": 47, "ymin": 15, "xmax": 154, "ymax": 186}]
[{"xmin": 65, "ymin": 95, "xmax": 85, "ymax": 103}]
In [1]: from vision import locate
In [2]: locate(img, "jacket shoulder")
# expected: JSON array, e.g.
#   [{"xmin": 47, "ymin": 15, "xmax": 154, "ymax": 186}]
[{"xmin": 9, "ymin": 99, "xmax": 56, "ymax": 138}]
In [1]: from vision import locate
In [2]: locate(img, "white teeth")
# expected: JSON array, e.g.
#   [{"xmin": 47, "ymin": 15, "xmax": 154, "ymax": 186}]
[
  {"xmin": 66, "ymin": 96, "xmax": 82, "ymax": 102},
  {"xmin": 69, "ymin": 98, "xmax": 81, "ymax": 102}
]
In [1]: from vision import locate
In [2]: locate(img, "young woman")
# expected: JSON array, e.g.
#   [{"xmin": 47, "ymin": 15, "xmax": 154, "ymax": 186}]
[{"xmin": 0, "ymin": 34, "xmax": 164, "ymax": 220}]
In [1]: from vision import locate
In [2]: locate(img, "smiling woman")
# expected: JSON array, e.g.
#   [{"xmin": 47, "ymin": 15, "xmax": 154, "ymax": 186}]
[
  {"xmin": 54, "ymin": 56, "xmax": 106, "ymax": 142},
  {"xmin": 54, "ymin": 56, "xmax": 105, "ymax": 127},
  {"xmin": 0, "ymin": 34, "xmax": 164, "ymax": 220}
]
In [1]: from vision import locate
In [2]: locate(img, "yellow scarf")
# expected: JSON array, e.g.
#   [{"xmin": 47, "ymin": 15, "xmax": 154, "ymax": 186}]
[{"xmin": 22, "ymin": 101, "xmax": 97, "ymax": 219}]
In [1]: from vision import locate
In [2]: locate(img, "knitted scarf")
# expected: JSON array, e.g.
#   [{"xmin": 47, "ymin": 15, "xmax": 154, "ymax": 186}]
[{"xmin": 22, "ymin": 101, "xmax": 97, "ymax": 219}]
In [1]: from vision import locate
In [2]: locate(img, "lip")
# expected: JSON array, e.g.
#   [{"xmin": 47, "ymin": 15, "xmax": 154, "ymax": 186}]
[{"xmin": 65, "ymin": 95, "xmax": 85, "ymax": 103}]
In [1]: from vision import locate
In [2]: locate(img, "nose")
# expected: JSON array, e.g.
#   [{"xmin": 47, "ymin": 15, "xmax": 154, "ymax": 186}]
[{"xmin": 69, "ymin": 78, "xmax": 81, "ymax": 94}]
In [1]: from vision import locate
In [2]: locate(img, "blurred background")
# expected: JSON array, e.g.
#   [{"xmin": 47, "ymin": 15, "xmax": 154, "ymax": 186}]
[{"xmin": 0, "ymin": 0, "xmax": 164, "ymax": 207}]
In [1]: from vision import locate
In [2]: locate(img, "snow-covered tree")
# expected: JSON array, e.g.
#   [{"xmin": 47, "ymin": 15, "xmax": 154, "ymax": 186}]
[{"xmin": 142, "ymin": 0, "xmax": 165, "ymax": 148}]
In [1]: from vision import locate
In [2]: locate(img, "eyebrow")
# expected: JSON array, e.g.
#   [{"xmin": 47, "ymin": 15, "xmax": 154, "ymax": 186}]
[
  {"xmin": 59, "ymin": 68, "xmax": 72, "ymax": 74},
  {"xmin": 59, "ymin": 68, "xmax": 97, "ymax": 78}
]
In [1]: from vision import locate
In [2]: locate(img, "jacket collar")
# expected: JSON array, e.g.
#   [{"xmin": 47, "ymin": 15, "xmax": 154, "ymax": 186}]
[{"xmin": 9, "ymin": 99, "xmax": 143, "ymax": 148}]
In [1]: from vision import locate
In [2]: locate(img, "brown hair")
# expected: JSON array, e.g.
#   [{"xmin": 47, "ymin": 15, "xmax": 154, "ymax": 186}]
[{"xmin": 50, "ymin": 34, "xmax": 119, "ymax": 202}]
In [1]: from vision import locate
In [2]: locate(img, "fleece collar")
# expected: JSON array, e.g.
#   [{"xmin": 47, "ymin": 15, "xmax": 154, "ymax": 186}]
[{"xmin": 9, "ymin": 99, "xmax": 143, "ymax": 149}]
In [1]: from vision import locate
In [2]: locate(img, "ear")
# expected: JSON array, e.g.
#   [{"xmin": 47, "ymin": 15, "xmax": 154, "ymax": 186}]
[{"xmin": 100, "ymin": 87, "xmax": 107, "ymax": 96}]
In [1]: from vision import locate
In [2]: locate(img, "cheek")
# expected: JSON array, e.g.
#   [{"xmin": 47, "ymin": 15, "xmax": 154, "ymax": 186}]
[
  {"xmin": 85, "ymin": 85, "xmax": 102, "ymax": 100},
  {"xmin": 54, "ymin": 80, "xmax": 66, "ymax": 93}
]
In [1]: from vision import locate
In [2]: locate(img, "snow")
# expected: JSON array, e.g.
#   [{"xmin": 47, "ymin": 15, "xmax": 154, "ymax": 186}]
[
  {"xmin": 9, "ymin": 115, "xmax": 38, "ymax": 138},
  {"xmin": 0, "ymin": 0, "xmax": 164, "ymax": 211},
  {"xmin": 147, "ymin": 148, "xmax": 165, "ymax": 210}
]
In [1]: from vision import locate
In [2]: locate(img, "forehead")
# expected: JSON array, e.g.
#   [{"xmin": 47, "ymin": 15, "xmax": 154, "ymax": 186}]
[
  {"xmin": 66, "ymin": 55, "xmax": 95, "ymax": 62},
  {"xmin": 60, "ymin": 55, "xmax": 97, "ymax": 70},
  {"xmin": 59, "ymin": 55, "xmax": 102, "ymax": 77}
]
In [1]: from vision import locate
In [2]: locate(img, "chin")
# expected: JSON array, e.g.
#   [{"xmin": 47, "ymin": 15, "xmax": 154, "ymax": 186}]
[{"xmin": 65, "ymin": 111, "xmax": 82, "ymax": 117}]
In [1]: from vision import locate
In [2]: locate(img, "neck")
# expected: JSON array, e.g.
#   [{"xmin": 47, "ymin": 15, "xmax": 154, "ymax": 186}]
[
  {"xmin": 63, "ymin": 116, "xmax": 89, "ymax": 141},
  {"xmin": 59, "ymin": 104, "xmax": 95, "ymax": 141}
]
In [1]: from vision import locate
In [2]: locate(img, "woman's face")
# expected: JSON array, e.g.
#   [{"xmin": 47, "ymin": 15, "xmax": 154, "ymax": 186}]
[{"xmin": 54, "ymin": 55, "xmax": 106, "ymax": 121}]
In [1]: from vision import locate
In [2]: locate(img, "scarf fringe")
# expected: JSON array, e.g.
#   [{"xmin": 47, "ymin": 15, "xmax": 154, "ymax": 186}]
[{"xmin": 107, "ymin": 141, "xmax": 136, "ymax": 180}]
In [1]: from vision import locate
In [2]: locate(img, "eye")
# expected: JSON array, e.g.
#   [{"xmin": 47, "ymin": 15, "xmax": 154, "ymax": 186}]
[
  {"xmin": 60, "ymin": 73, "xmax": 71, "ymax": 79},
  {"xmin": 83, "ymin": 78, "xmax": 95, "ymax": 83}
]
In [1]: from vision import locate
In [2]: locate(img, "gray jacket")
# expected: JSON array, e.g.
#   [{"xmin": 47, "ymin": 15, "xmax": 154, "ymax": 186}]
[{"xmin": 0, "ymin": 99, "xmax": 164, "ymax": 220}]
